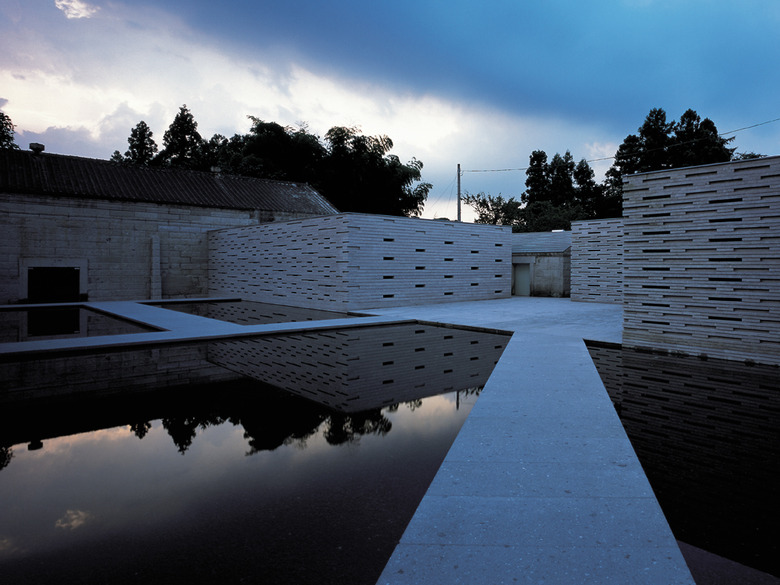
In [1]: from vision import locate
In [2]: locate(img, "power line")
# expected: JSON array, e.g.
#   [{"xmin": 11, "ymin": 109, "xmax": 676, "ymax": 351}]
[{"xmin": 461, "ymin": 115, "xmax": 780, "ymax": 175}]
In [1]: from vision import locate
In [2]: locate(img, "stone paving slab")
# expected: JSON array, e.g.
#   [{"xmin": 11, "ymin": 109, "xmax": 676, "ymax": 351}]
[
  {"xmin": 0, "ymin": 301, "xmax": 413, "ymax": 358},
  {"xmin": 369, "ymin": 298, "xmax": 696, "ymax": 585}
]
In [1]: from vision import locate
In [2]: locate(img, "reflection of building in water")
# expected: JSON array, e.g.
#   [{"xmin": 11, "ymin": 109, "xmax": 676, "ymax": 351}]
[
  {"xmin": 587, "ymin": 341, "xmax": 780, "ymax": 578},
  {"xmin": 1, "ymin": 344, "xmax": 237, "ymax": 404},
  {"xmin": 1, "ymin": 324, "xmax": 508, "ymax": 413},
  {"xmin": 209, "ymin": 324, "xmax": 509, "ymax": 412},
  {"xmin": 151, "ymin": 300, "xmax": 351, "ymax": 325},
  {"xmin": 0, "ymin": 306, "xmax": 157, "ymax": 343}
]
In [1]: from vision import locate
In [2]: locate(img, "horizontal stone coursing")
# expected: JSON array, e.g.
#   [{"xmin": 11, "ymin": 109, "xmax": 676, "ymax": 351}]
[
  {"xmin": 621, "ymin": 156, "xmax": 780, "ymax": 365},
  {"xmin": 571, "ymin": 218, "xmax": 624, "ymax": 304},
  {"xmin": 208, "ymin": 213, "xmax": 512, "ymax": 310}
]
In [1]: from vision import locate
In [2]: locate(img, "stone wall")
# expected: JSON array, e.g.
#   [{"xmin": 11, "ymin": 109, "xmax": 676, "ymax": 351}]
[
  {"xmin": 622, "ymin": 156, "xmax": 780, "ymax": 365},
  {"xmin": 512, "ymin": 253, "xmax": 570, "ymax": 297},
  {"xmin": 570, "ymin": 218, "xmax": 624, "ymax": 303},
  {"xmin": 209, "ymin": 213, "xmax": 512, "ymax": 310},
  {"xmin": 0, "ymin": 194, "xmax": 272, "ymax": 303}
]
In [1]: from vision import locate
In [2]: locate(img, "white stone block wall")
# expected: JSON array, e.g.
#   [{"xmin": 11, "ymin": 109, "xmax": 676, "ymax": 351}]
[
  {"xmin": 208, "ymin": 215, "xmax": 352, "ymax": 308},
  {"xmin": 570, "ymin": 218, "xmax": 624, "ymax": 303},
  {"xmin": 622, "ymin": 156, "xmax": 780, "ymax": 365},
  {"xmin": 0, "ymin": 194, "xmax": 259, "ymax": 303},
  {"xmin": 209, "ymin": 213, "xmax": 512, "ymax": 310}
]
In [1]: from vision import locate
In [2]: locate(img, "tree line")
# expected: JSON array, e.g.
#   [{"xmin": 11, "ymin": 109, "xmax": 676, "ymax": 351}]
[
  {"xmin": 109, "ymin": 105, "xmax": 431, "ymax": 217},
  {"xmin": 2, "ymin": 106, "xmax": 764, "ymax": 225},
  {"xmin": 466, "ymin": 107, "xmax": 760, "ymax": 231}
]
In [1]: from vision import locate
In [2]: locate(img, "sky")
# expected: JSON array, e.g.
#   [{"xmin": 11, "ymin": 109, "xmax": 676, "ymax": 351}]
[{"xmin": 2, "ymin": 0, "xmax": 779, "ymax": 221}]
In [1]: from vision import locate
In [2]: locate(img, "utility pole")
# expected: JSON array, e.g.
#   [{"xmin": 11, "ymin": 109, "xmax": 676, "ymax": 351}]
[{"xmin": 457, "ymin": 163, "xmax": 461, "ymax": 222}]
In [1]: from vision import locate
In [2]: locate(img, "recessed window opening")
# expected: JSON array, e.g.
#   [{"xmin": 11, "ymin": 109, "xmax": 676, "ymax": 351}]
[{"xmin": 27, "ymin": 267, "xmax": 81, "ymax": 302}]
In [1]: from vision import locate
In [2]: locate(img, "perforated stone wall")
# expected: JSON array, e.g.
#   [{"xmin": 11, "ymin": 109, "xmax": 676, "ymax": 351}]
[
  {"xmin": 570, "ymin": 218, "xmax": 624, "ymax": 303},
  {"xmin": 622, "ymin": 156, "xmax": 780, "ymax": 365},
  {"xmin": 208, "ymin": 213, "xmax": 512, "ymax": 310}
]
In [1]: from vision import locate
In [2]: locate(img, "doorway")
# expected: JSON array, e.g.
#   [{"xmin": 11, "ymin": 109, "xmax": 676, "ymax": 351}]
[{"xmin": 512, "ymin": 263, "xmax": 531, "ymax": 296}]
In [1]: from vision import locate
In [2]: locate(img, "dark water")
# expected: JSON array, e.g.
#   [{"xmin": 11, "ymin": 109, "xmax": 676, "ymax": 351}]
[
  {"xmin": 0, "ymin": 306, "xmax": 156, "ymax": 343},
  {"xmin": 587, "ymin": 342, "xmax": 780, "ymax": 582},
  {"xmin": 0, "ymin": 381, "xmax": 482, "ymax": 585},
  {"xmin": 147, "ymin": 299, "xmax": 356, "ymax": 325},
  {"xmin": 0, "ymin": 323, "xmax": 509, "ymax": 584}
]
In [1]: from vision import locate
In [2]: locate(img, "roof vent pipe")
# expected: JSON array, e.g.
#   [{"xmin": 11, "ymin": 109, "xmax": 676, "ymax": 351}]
[{"xmin": 29, "ymin": 143, "xmax": 45, "ymax": 154}]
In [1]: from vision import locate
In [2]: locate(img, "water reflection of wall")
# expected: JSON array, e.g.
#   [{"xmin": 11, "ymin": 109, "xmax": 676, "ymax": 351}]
[
  {"xmin": 1, "ymin": 344, "xmax": 238, "ymax": 404},
  {"xmin": 208, "ymin": 325, "xmax": 509, "ymax": 412},
  {"xmin": 0, "ymin": 307, "xmax": 154, "ymax": 343},
  {"xmin": 587, "ymin": 341, "xmax": 780, "ymax": 577},
  {"xmin": 155, "ymin": 300, "xmax": 350, "ymax": 325}
]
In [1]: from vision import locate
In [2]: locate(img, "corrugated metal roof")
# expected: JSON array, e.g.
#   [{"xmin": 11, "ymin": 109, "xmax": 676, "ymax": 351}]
[
  {"xmin": 0, "ymin": 149, "xmax": 338, "ymax": 215},
  {"xmin": 511, "ymin": 231, "xmax": 572, "ymax": 254}
]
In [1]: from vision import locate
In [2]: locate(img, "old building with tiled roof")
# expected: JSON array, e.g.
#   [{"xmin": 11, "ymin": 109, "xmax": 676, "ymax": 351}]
[
  {"xmin": 0, "ymin": 147, "xmax": 337, "ymax": 303},
  {"xmin": 510, "ymin": 230, "xmax": 571, "ymax": 297}
]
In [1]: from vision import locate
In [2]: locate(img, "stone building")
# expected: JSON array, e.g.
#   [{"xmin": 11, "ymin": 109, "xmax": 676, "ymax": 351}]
[
  {"xmin": 0, "ymin": 148, "xmax": 337, "ymax": 304},
  {"xmin": 510, "ymin": 231, "xmax": 571, "ymax": 297}
]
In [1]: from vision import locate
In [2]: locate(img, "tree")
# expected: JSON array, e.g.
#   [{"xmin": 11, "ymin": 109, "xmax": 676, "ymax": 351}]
[
  {"xmin": 112, "ymin": 120, "xmax": 158, "ymax": 165},
  {"xmin": 671, "ymin": 109, "xmax": 733, "ymax": 168},
  {"xmin": 636, "ymin": 107, "xmax": 674, "ymax": 172},
  {"xmin": 319, "ymin": 126, "xmax": 431, "ymax": 216},
  {"xmin": 156, "ymin": 105, "xmax": 203, "ymax": 168},
  {"xmin": 547, "ymin": 151, "xmax": 576, "ymax": 207},
  {"xmin": 1, "ymin": 111, "xmax": 19, "ymax": 150},
  {"xmin": 461, "ymin": 192, "xmax": 522, "ymax": 225},
  {"xmin": 109, "ymin": 110, "xmax": 432, "ymax": 217},
  {"xmin": 517, "ymin": 201, "xmax": 583, "ymax": 232},
  {"xmin": 605, "ymin": 107, "xmax": 735, "ymax": 201},
  {"xmin": 518, "ymin": 149, "xmax": 612, "ymax": 229},
  {"xmin": 521, "ymin": 150, "xmax": 550, "ymax": 205},
  {"xmin": 224, "ymin": 117, "xmax": 326, "ymax": 184}
]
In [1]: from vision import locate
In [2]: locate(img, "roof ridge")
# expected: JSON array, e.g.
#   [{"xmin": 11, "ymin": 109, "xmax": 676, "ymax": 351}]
[{"xmin": 0, "ymin": 149, "xmax": 337, "ymax": 215}]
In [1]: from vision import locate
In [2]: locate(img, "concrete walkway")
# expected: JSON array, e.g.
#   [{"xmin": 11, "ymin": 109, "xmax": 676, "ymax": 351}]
[
  {"xmin": 366, "ymin": 297, "xmax": 696, "ymax": 585},
  {"xmin": 0, "ymin": 299, "xmax": 413, "ymax": 358}
]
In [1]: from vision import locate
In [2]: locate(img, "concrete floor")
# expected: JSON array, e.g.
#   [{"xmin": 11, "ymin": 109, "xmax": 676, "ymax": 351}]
[{"xmin": 365, "ymin": 297, "xmax": 696, "ymax": 585}]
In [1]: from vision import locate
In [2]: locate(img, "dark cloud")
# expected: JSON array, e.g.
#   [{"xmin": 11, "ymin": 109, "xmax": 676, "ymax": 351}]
[{"xmin": 147, "ymin": 0, "xmax": 780, "ymax": 136}]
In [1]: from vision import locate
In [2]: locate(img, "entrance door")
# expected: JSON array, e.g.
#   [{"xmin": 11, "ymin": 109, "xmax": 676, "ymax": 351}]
[{"xmin": 513, "ymin": 263, "xmax": 530, "ymax": 296}]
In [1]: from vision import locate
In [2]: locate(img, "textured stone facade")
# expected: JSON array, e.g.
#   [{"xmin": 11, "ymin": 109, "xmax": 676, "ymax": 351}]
[
  {"xmin": 622, "ymin": 156, "xmax": 780, "ymax": 365},
  {"xmin": 209, "ymin": 213, "xmax": 512, "ymax": 310},
  {"xmin": 570, "ymin": 218, "xmax": 624, "ymax": 304},
  {"xmin": 0, "ymin": 194, "xmax": 264, "ymax": 303}
]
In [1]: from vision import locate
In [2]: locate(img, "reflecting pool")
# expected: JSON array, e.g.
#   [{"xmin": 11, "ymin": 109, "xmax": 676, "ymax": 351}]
[
  {"xmin": 0, "ymin": 306, "xmax": 157, "ymax": 343},
  {"xmin": 0, "ymin": 323, "xmax": 509, "ymax": 584},
  {"xmin": 147, "ymin": 299, "xmax": 355, "ymax": 325},
  {"xmin": 587, "ymin": 342, "xmax": 780, "ymax": 582}
]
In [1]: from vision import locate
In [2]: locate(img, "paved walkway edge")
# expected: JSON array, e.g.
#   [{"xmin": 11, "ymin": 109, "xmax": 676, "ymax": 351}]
[{"xmin": 371, "ymin": 299, "xmax": 695, "ymax": 585}]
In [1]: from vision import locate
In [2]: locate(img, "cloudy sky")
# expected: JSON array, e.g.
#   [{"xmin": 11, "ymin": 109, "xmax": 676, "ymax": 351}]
[{"xmin": 2, "ymin": 0, "xmax": 779, "ymax": 219}]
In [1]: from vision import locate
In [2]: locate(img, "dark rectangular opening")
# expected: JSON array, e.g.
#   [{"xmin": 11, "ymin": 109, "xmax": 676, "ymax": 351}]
[
  {"xmin": 27, "ymin": 307, "xmax": 80, "ymax": 337},
  {"xmin": 28, "ymin": 267, "xmax": 81, "ymax": 303}
]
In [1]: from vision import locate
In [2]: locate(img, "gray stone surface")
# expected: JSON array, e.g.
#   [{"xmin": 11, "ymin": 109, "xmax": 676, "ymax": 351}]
[{"xmin": 368, "ymin": 297, "xmax": 695, "ymax": 585}]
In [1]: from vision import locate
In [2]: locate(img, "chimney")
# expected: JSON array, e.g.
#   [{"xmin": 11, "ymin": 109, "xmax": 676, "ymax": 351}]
[{"xmin": 29, "ymin": 143, "xmax": 45, "ymax": 154}]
